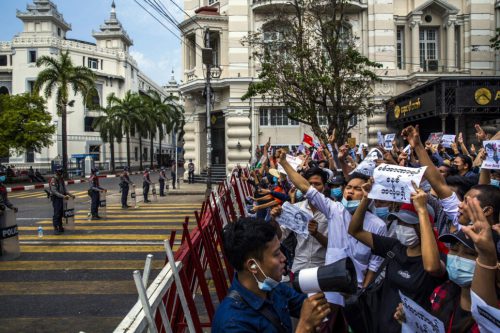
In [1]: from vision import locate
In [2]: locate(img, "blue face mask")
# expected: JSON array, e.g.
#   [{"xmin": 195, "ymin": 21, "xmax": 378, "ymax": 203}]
[
  {"xmin": 375, "ymin": 206, "xmax": 390, "ymax": 221},
  {"xmin": 0, "ymin": 175, "xmax": 5, "ymax": 182},
  {"xmin": 251, "ymin": 260, "xmax": 280, "ymax": 291},
  {"xmin": 491, "ymin": 179, "xmax": 500, "ymax": 188},
  {"xmin": 272, "ymin": 177, "xmax": 278, "ymax": 184},
  {"xmin": 295, "ymin": 189, "xmax": 303, "ymax": 201},
  {"xmin": 331, "ymin": 187, "xmax": 343, "ymax": 200},
  {"xmin": 446, "ymin": 254, "xmax": 476, "ymax": 287},
  {"xmin": 341, "ymin": 197, "xmax": 361, "ymax": 214},
  {"xmin": 96, "ymin": 171, "xmax": 100, "ymax": 176}
]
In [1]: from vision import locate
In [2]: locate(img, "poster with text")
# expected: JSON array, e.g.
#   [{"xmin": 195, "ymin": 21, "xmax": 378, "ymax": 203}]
[
  {"xmin": 384, "ymin": 134, "xmax": 396, "ymax": 149},
  {"xmin": 278, "ymin": 154, "xmax": 303, "ymax": 174},
  {"xmin": 399, "ymin": 291, "xmax": 444, "ymax": 333},
  {"xmin": 369, "ymin": 164, "xmax": 427, "ymax": 203},
  {"xmin": 481, "ymin": 140, "xmax": 500, "ymax": 170},
  {"xmin": 350, "ymin": 148, "xmax": 383, "ymax": 177},
  {"xmin": 427, "ymin": 132, "xmax": 443, "ymax": 145},
  {"xmin": 441, "ymin": 134, "xmax": 456, "ymax": 148},
  {"xmin": 276, "ymin": 202, "xmax": 312, "ymax": 236}
]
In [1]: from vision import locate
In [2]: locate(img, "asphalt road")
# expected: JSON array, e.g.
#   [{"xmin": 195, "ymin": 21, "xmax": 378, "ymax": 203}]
[{"xmin": 0, "ymin": 174, "xmax": 205, "ymax": 333}]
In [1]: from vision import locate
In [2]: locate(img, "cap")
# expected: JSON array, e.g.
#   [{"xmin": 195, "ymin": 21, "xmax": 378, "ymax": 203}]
[
  {"xmin": 55, "ymin": 165, "xmax": 63, "ymax": 172},
  {"xmin": 321, "ymin": 168, "xmax": 334, "ymax": 182},
  {"xmin": 329, "ymin": 174, "xmax": 346, "ymax": 186},
  {"xmin": 387, "ymin": 203, "xmax": 434, "ymax": 225},
  {"xmin": 91, "ymin": 167, "xmax": 98, "ymax": 173},
  {"xmin": 268, "ymin": 168, "xmax": 280, "ymax": 178},
  {"xmin": 439, "ymin": 231, "xmax": 475, "ymax": 252},
  {"xmin": 123, "ymin": 166, "xmax": 129, "ymax": 171}
]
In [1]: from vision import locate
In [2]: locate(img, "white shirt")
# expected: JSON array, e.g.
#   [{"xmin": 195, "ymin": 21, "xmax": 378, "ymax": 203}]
[
  {"xmin": 439, "ymin": 192, "xmax": 462, "ymax": 231},
  {"xmin": 305, "ymin": 186, "xmax": 387, "ymax": 305},
  {"xmin": 281, "ymin": 199, "xmax": 328, "ymax": 272}
]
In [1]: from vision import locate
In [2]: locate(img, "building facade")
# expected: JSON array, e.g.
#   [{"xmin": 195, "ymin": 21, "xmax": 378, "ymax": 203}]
[
  {"xmin": 179, "ymin": 0, "xmax": 500, "ymax": 177},
  {"xmin": 0, "ymin": 0, "xmax": 175, "ymax": 170}
]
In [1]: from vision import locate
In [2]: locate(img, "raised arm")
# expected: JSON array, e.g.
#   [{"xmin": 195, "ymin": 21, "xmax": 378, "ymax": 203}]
[
  {"xmin": 347, "ymin": 180, "xmax": 374, "ymax": 249},
  {"xmin": 277, "ymin": 149, "xmax": 310, "ymax": 193},
  {"xmin": 402, "ymin": 125, "xmax": 453, "ymax": 199}
]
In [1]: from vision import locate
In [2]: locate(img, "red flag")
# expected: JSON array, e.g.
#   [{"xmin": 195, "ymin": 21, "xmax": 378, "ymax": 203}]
[{"xmin": 303, "ymin": 134, "xmax": 314, "ymax": 147}]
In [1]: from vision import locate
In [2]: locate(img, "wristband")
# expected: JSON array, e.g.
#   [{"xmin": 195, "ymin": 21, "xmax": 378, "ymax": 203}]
[{"xmin": 476, "ymin": 258, "xmax": 499, "ymax": 270}]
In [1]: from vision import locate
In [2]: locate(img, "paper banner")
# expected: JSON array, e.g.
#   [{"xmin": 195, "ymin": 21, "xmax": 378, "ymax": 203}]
[
  {"xmin": 276, "ymin": 201, "xmax": 312, "ymax": 236},
  {"xmin": 441, "ymin": 134, "xmax": 456, "ymax": 148},
  {"xmin": 278, "ymin": 154, "xmax": 303, "ymax": 174},
  {"xmin": 368, "ymin": 164, "xmax": 427, "ymax": 203},
  {"xmin": 427, "ymin": 132, "xmax": 443, "ymax": 145},
  {"xmin": 384, "ymin": 134, "xmax": 396, "ymax": 149},
  {"xmin": 399, "ymin": 291, "xmax": 445, "ymax": 333},
  {"xmin": 481, "ymin": 140, "xmax": 500, "ymax": 170},
  {"xmin": 350, "ymin": 148, "xmax": 383, "ymax": 177}
]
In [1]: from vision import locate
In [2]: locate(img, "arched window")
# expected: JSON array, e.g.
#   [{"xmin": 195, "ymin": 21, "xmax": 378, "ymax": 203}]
[
  {"xmin": 0, "ymin": 86, "xmax": 9, "ymax": 95},
  {"xmin": 262, "ymin": 20, "xmax": 292, "ymax": 58}
]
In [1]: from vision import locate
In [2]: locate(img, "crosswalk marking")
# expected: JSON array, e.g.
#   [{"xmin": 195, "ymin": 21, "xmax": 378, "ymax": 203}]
[
  {"xmin": 20, "ymin": 245, "xmax": 171, "ymax": 253},
  {"xmin": 0, "ymin": 281, "xmax": 138, "ymax": 295},
  {"xmin": 19, "ymin": 225, "xmax": 184, "ymax": 231},
  {"xmin": 21, "ymin": 234, "xmax": 181, "ymax": 240},
  {"xmin": 0, "ymin": 260, "xmax": 166, "ymax": 271}
]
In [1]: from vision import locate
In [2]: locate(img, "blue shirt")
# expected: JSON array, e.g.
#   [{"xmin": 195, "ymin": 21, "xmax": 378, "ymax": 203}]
[{"xmin": 212, "ymin": 274, "xmax": 307, "ymax": 332}]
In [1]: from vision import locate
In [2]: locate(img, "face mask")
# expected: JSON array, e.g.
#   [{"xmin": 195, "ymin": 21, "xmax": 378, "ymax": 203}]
[
  {"xmin": 395, "ymin": 224, "xmax": 420, "ymax": 247},
  {"xmin": 0, "ymin": 175, "xmax": 5, "ymax": 182},
  {"xmin": 491, "ymin": 179, "xmax": 500, "ymax": 188},
  {"xmin": 331, "ymin": 188, "xmax": 343, "ymax": 200},
  {"xmin": 341, "ymin": 197, "xmax": 361, "ymax": 214},
  {"xmin": 295, "ymin": 189, "xmax": 303, "ymax": 201},
  {"xmin": 96, "ymin": 171, "xmax": 100, "ymax": 176},
  {"xmin": 446, "ymin": 254, "xmax": 475, "ymax": 287},
  {"xmin": 375, "ymin": 206, "xmax": 390, "ymax": 221},
  {"xmin": 251, "ymin": 260, "xmax": 280, "ymax": 291},
  {"xmin": 272, "ymin": 177, "xmax": 278, "ymax": 184}
]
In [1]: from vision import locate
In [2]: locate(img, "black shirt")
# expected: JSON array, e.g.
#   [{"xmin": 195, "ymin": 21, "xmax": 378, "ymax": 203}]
[{"xmin": 372, "ymin": 234, "xmax": 444, "ymax": 333}]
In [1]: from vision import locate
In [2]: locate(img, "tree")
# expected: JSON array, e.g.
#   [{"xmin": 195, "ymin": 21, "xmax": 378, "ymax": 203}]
[
  {"xmin": 93, "ymin": 94, "xmax": 122, "ymax": 172},
  {"xmin": 0, "ymin": 93, "xmax": 55, "ymax": 156},
  {"xmin": 242, "ymin": 0, "xmax": 381, "ymax": 145},
  {"xmin": 34, "ymin": 50, "xmax": 95, "ymax": 176},
  {"xmin": 491, "ymin": 28, "xmax": 500, "ymax": 50}
]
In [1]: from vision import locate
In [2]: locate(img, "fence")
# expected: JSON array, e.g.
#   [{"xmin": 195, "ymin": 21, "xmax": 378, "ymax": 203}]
[{"xmin": 114, "ymin": 169, "xmax": 253, "ymax": 333}]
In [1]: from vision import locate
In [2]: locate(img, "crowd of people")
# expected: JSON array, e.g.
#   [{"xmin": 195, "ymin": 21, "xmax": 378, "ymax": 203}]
[{"xmin": 213, "ymin": 124, "xmax": 500, "ymax": 333}]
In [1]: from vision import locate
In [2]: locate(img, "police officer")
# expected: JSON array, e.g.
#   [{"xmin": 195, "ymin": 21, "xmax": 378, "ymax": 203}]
[
  {"xmin": 159, "ymin": 167, "xmax": 166, "ymax": 196},
  {"xmin": 49, "ymin": 167, "xmax": 74, "ymax": 234},
  {"xmin": 120, "ymin": 166, "xmax": 134, "ymax": 208},
  {"xmin": 143, "ymin": 168, "xmax": 152, "ymax": 203},
  {"xmin": 0, "ymin": 169, "xmax": 18, "ymax": 214},
  {"xmin": 89, "ymin": 168, "xmax": 106, "ymax": 219},
  {"xmin": 171, "ymin": 163, "xmax": 177, "ymax": 189}
]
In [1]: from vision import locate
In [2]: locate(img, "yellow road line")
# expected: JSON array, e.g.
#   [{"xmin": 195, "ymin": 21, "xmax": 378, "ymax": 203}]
[
  {"xmin": 37, "ymin": 220, "xmax": 189, "ymax": 225},
  {"xmin": 19, "ymin": 225, "xmax": 186, "ymax": 231},
  {"xmin": 72, "ymin": 214, "xmax": 194, "ymax": 218},
  {"xmin": 20, "ymin": 245, "xmax": 171, "ymax": 252},
  {"xmin": 0, "ymin": 260, "xmax": 166, "ymax": 271},
  {"xmin": 10, "ymin": 192, "xmax": 46, "ymax": 199},
  {"xmin": 0, "ymin": 281, "xmax": 140, "ymax": 295},
  {"xmin": 21, "ymin": 234, "xmax": 179, "ymax": 240}
]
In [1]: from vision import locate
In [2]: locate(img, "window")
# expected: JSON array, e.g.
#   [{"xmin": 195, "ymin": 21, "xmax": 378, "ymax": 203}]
[
  {"xmin": 210, "ymin": 33, "xmax": 220, "ymax": 66},
  {"xmin": 396, "ymin": 27, "xmax": 405, "ymax": 69},
  {"xmin": 263, "ymin": 29, "xmax": 287, "ymax": 58},
  {"xmin": 259, "ymin": 109, "xmax": 269, "ymax": 126},
  {"xmin": 27, "ymin": 80, "xmax": 35, "ymax": 93},
  {"xmin": 208, "ymin": 0, "xmax": 219, "ymax": 4},
  {"xmin": 419, "ymin": 28, "xmax": 439, "ymax": 70},
  {"xmin": 25, "ymin": 149, "xmax": 35, "ymax": 163},
  {"xmin": 84, "ymin": 117, "xmax": 96, "ymax": 132},
  {"xmin": 57, "ymin": 28, "xmax": 61, "ymax": 37},
  {"xmin": 0, "ymin": 55, "xmax": 7, "ymax": 66},
  {"xmin": 28, "ymin": 50, "xmax": 37, "ymax": 63},
  {"xmin": 318, "ymin": 112, "xmax": 328, "ymax": 126},
  {"xmin": 131, "ymin": 67, "xmax": 134, "ymax": 78},
  {"xmin": 260, "ymin": 108, "xmax": 298, "ymax": 126},
  {"xmin": 187, "ymin": 34, "xmax": 196, "ymax": 69},
  {"xmin": 143, "ymin": 148, "xmax": 148, "ymax": 162},
  {"xmin": 134, "ymin": 147, "xmax": 138, "ymax": 161},
  {"xmin": 89, "ymin": 145, "xmax": 100, "ymax": 161},
  {"xmin": 130, "ymin": 126, "xmax": 136, "ymax": 137},
  {"xmin": 88, "ymin": 57, "xmax": 98, "ymax": 69},
  {"xmin": 455, "ymin": 26, "xmax": 460, "ymax": 70},
  {"xmin": 349, "ymin": 115, "xmax": 357, "ymax": 127}
]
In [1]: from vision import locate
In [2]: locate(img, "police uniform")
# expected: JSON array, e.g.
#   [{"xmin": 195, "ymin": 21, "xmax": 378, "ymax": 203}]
[
  {"xmin": 49, "ymin": 173, "xmax": 70, "ymax": 232},
  {"xmin": 120, "ymin": 169, "xmax": 133, "ymax": 208},
  {"xmin": 143, "ymin": 169, "xmax": 152, "ymax": 202},
  {"xmin": 89, "ymin": 172, "xmax": 105, "ymax": 219},
  {"xmin": 159, "ymin": 168, "xmax": 166, "ymax": 196},
  {"xmin": 171, "ymin": 164, "xmax": 176, "ymax": 189}
]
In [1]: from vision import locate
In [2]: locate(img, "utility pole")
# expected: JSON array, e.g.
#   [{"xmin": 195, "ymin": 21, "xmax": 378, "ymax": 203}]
[{"xmin": 203, "ymin": 27, "xmax": 212, "ymax": 197}]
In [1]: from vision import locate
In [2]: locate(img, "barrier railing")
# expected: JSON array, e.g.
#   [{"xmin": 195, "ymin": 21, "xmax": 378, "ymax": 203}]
[{"xmin": 115, "ymin": 169, "xmax": 251, "ymax": 333}]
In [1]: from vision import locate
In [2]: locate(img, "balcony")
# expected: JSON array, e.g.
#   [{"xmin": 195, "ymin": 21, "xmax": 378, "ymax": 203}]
[{"xmin": 252, "ymin": 0, "xmax": 294, "ymax": 14}]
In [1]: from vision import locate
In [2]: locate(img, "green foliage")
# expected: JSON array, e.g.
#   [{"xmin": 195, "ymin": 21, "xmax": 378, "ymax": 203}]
[
  {"xmin": 242, "ymin": 0, "xmax": 381, "ymax": 144},
  {"xmin": 491, "ymin": 28, "xmax": 500, "ymax": 50},
  {"xmin": 0, "ymin": 93, "xmax": 55, "ymax": 155}
]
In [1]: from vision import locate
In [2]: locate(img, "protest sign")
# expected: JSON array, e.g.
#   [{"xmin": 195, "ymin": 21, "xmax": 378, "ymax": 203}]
[
  {"xmin": 368, "ymin": 164, "xmax": 427, "ymax": 203},
  {"xmin": 427, "ymin": 132, "xmax": 443, "ymax": 145},
  {"xmin": 481, "ymin": 140, "xmax": 500, "ymax": 170},
  {"xmin": 350, "ymin": 148, "xmax": 383, "ymax": 177},
  {"xmin": 384, "ymin": 134, "xmax": 396, "ymax": 149},
  {"xmin": 399, "ymin": 291, "xmax": 445, "ymax": 333},
  {"xmin": 470, "ymin": 290, "xmax": 500, "ymax": 333},
  {"xmin": 377, "ymin": 130, "xmax": 384, "ymax": 145},
  {"xmin": 347, "ymin": 138, "xmax": 356, "ymax": 148},
  {"xmin": 278, "ymin": 154, "xmax": 303, "ymax": 174},
  {"xmin": 357, "ymin": 143, "xmax": 368, "ymax": 155},
  {"xmin": 441, "ymin": 134, "xmax": 456, "ymax": 148},
  {"xmin": 276, "ymin": 201, "xmax": 312, "ymax": 236}
]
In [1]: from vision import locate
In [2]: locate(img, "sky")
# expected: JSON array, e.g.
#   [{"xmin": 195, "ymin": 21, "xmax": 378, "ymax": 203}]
[{"xmin": 0, "ymin": 0, "xmax": 184, "ymax": 85}]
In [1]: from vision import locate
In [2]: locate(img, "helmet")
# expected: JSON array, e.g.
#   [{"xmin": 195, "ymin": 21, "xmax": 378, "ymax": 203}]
[
  {"xmin": 91, "ymin": 167, "xmax": 98, "ymax": 173},
  {"xmin": 161, "ymin": 167, "xmax": 165, "ymax": 170},
  {"xmin": 123, "ymin": 166, "xmax": 129, "ymax": 171},
  {"xmin": 145, "ymin": 168, "xmax": 150, "ymax": 172},
  {"xmin": 55, "ymin": 166, "xmax": 63, "ymax": 173}
]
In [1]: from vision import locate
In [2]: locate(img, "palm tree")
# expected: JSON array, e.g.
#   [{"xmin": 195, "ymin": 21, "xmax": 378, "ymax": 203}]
[
  {"xmin": 109, "ymin": 91, "xmax": 140, "ymax": 168},
  {"xmin": 34, "ymin": 50, "xmax": 95, "ymax": 176},
  {"xmin": 93, "ymin": 95, "xmax": 122, "ymax": 172}
]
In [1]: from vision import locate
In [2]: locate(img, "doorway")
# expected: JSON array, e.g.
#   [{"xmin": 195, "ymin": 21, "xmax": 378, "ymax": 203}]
[{"xmin": 211, "ymin": 112, "xmax": 225, "ymax": 165}]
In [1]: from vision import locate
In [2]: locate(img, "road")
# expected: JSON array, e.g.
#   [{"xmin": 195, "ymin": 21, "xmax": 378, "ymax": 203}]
[{"xmin": 0, "ymin": 174, "xmax": 205, "ymax": 333}]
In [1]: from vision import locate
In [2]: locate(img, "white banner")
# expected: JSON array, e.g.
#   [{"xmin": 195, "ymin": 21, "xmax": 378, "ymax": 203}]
[
  {"xmin": 278, "ymin": 154, "xmax": 303, "ymax": 174},
  {"xmin": 384, "ymin": 134, "xmax": 396, "ymax": 149},
  {"xmin": 377, "ymin": 131, "xmax": 384, "ymax": 145},
  {"xmin": 471, "ymin": 290, "xmax": 500, "ymax": 333},
  {"xmin": 350, "ymin": 148, "xmax": 383, "ymax": 177},
  {"xmin": 276, "ymin": 202, "xmax": 312, "ymax": 236},
  {"xmin": 481, "ymin": 140, "xmax": 500, "ymax": 170},
  {"xmin": 368, "ymin": 164, "xmax": 427, "ymax": 203},
  {"xmin": 399, "ymin": 291, "xmax": 444, "ymax": 333},
  {"xmin": 441, "ymin": 134, "xmax": 456, "ymax": 148}
]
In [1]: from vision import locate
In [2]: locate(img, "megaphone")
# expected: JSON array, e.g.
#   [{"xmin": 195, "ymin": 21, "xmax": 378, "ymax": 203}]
[{"xmin": 292, "ymin": 257, "xmax": 357, "ymax": 295}]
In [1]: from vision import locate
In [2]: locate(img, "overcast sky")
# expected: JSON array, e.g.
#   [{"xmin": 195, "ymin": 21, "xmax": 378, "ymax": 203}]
[{"xmin": 0, "ymin": 0, "xmax": 184, "ymax": 86}]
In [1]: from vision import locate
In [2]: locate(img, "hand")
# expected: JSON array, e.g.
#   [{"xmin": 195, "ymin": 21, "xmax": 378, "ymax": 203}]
[
  {"xmin": 410, "ymin": 181, "xmax": 427, "ymax": 212},
  {"xmin": 450, "ymin": 142, "xmax": 458, "ymax": 152},
  {"xmin": 64, "ymin": 195, "xmax": 69, "ymax": 200},
  {"xmin": 338, "ymin": 144, "xmax": 349, "ymax": 161},
  {"xmin": 470, "ymin": 144, "xmax": 476, "ymax": 155},
  {"xmin": 297, "ymin": 293, "xmax": 331, "ymax": 332},
  {"xmin": 472, "ymin": 148, "xmax": 485, "ymax": 168},
  {"xmin": 270, "ymin": 206, "xmax": 282, "ymax": 220},
  {"xmin": 361, "ymin": 178, "xmax": 373, "ymax": 198},
  {"xmin": 401, "ymin": 125, "xmax": 421, "ymax": 148},
  {"xmin": 461, "ymin": 198, "xmax": 497, "ymax": 260},
  {"xmin": 289, "ymin": 187, "xmax": 296, "ymax": 198},
  {"xmin": 475, "ymin": 124, "xmax": 487, "ymax": 142},
  {"xmin": 393, "ymin": 303, "xmax": 406, "ymax": 325},
  {"xmin": 328, "ymin": 130, "xmax": 336, "ymax": 145},
  {"xmin": 308, "ymin": 220, "xmax": 319, "ymax": 236},
  {"xmin": 458, "ymin": 132, "xmax": 464, "ymax": 145},
  {"xmin": 276, "ymin": 148, "xmax": 287, "ymax": 164}
]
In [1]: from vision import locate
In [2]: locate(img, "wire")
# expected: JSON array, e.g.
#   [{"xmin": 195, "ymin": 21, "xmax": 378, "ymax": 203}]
[{"xmin": 169, "ymin": 0, "xmax": 204, "ymax": 30}]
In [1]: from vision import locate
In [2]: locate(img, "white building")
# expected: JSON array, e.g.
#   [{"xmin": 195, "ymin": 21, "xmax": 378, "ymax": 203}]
[
  {"xmin": 179, "ymin": 0, "xmax": 500, "ymax": 177},
  {"xmin": 0, "ymin": 0, "xmax": 176, "ymax": 170}
]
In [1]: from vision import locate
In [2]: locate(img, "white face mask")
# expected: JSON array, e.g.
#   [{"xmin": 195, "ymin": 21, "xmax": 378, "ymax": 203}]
[{"xmin": 395, "ymin": 224, "xmax": 419, "ymax": 247}]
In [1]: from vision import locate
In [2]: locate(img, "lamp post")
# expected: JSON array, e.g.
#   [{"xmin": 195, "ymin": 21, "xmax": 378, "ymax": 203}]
[{"xmin": 203, "ymin": 28, "xmax": 213, "ymax": 197}]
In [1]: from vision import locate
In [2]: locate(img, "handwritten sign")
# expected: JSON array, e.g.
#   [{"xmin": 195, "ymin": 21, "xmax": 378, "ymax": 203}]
[
  {"xmin": 471, "ymin": 290, "xmax": 500, "ymax": 333},
  {"xmin": 441, "ymin": 134, "xmax": 456, "ymax": 148},
  {"xmin": 384, "ymin": 134, "xmax": 396, "ymax": 149},
  {"xmin": 278, "ymin": 155, "xmax": 303, "ymax": 174},
  {"xmin": 427, "ymin": 132, "xmax": 443, "ymax": 145},
  {"xmin": 399, "ymin": 291, "xmax": 444, "ymax": 333},
  {"xmin": 377, "ymin": 131, "xmax": 384, "ymax": 145},
  {"xmin": 350, "ymin": 148, "xmax": 383, "ymax": 177},
  {"xmin": 368, "ymin": 164, "xmax": 427, "ymax": 203},
  {"xmin": 481, "ymin": 140, "xmax": 500, "ymax": 170},
  {"xmin": 276, "ymin": 201, "xmax": 312, "ymax": 236}
]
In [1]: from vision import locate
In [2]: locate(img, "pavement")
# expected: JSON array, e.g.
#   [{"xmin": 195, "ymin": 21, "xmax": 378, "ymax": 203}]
[{"xmin": 0, "ymin": 175, "xmax": 208, "ymax": 333}]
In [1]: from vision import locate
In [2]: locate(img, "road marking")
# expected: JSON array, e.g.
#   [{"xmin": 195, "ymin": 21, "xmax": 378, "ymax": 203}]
[
  {"xmin": 36, "ymin": 219, "xmax": 191, "ymax": 225},
  {"xmin": 20, "ymin": 244, "xmax": 174, "ymax": 252},
  {"xmin": 19, "ymin": 225, "xmax": 185, "ymax": 231},
  {"xmin": 20, "ymin": 234, "xmax": 182, "ymax": 241},
  {"xmin": 20, "ymin": 240, "xmax": 179, "ymax": 245},
  {"xmin": 0, "ymin": 281, "xmax": 141, "ymax": 295},
  {"xmin": 0, "ymin": 260, "xmax": 166, "ymax": 271},
  {"xmin": 17, "ymin": 217, "xmax": 51, "ymax": 220}
]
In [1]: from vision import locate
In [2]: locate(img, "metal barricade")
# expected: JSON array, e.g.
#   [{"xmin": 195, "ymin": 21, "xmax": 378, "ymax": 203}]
[{"xmin": 0, "ymin": 209, "xmax": 20, "ymax": 261}]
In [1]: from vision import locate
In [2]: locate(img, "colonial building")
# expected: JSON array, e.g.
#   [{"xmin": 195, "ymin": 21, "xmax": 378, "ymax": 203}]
[
  {"xmin": 0, "ymin": 0, "xmax": 175, "ymax": 170},
  {"xmin": 179, "ymin": 0, "xmax": 499, "ymax": 177}
]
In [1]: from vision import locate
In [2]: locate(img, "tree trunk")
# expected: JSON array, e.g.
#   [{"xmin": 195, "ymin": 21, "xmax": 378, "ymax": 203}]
[
  {"xmin": 139, "ymin": 137, "xmax": 143, "ymax": 171},
  {"xmin": 61, "ymin": 104, "xmax": 68, "ymax": 179},
  {"xmin": 110, "ymin": 136, "xmax": 115, "ymax": 172},
  {"xmin": 150, "ymin": 133, "xmax": 154, "ymax": 169},
  {"xmin": 126, "ymin": 130, "xmax": 131, "ymax": 168},
  {"xmin": 158, "ymin": 126, "xmax": 163, "ymax": 168}
]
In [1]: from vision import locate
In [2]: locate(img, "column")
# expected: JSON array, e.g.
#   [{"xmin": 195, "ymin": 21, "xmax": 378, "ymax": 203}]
[
  {"xmin": 225, "ymin": 109, "xmax": 251, "ymax": 173},
  {"xmin": 454, "ymin": 115, "xmax": 460, "ymax": 135},
  {"xmin": 410, "ymin": 18, "xmax": 421, "ymax": 72},
  {"xmin": 441, "ymin": 115, "xmax": 447, "ymax": 133},
  {"xmin": 182, "ymin": 112, "xmax": 199, "ymax": 180},
  {"xmin": 446, "ymin": 18, "xmax": 456, "ymax": 72}
]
